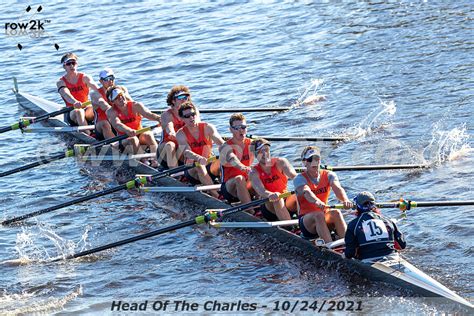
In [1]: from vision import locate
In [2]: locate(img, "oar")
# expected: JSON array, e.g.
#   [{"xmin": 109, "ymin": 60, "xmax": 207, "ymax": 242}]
[
  {"xmin": 142, "ymin": 184, "xmax": 221, "ymax": 193},
  {"xmin": 210, "ymin": 219, "xmax": 298, "ymax": 228},
  {"xmin": 329, "ymin": 200, "xmax": 474, "ymax": 211},
  {"xmin": 0, "ymin": 101, "xmax": 91, "ymax": 134},
  {"xmin": 0, "ymin": 124, "xmax": 159, "ymax": 178},
  {"xmin": 152, "ymin": 107, "xmax": 289, "ymax": 114},
  {"xmin": 295, "ymin": 164, "xmax": 431, "ymax": 173},
  {"xmin": 51, "ymin": 191, "xmax": 292, "ymax": 261},
  {"xmin": 222, "ymin": 135, "xmax": 348, "ymax": 142},
  {"xmin": 22, "ymin": 125, "xmax": 95, "ymax": 133},
  {"xmin": 1, "ymin": 161, "xmax": 199, "ymax": 226}
]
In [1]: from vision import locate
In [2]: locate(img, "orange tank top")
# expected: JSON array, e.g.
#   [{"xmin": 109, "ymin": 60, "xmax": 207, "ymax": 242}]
[
  {"xmin": 113, "ymin": 101, "xmax": 143, "ymax": 135},
  {"xmin": 60, "ymin": 73, "xmax": 89, "ymax": 107},
  {"xmin": 297, "ymin": 171, "xmax": 331, "ymax": 216},
  {"xmin": 161, "ymin": 109, "xmax": 185, "ymax": 145},
  {"xmin": 253, "ymin": 158, "xmax": 288, "ymax": 193},
  {"xmin": 96, "ymin": 87, "xmax": 109, "ymax": 121},
  {"xmin": 182, "ymin": 122, "xmax": 213, "ymax": 158},
  {"xmin": 221, "ymin": 138, "xmax": 252, "ymax": 182}
]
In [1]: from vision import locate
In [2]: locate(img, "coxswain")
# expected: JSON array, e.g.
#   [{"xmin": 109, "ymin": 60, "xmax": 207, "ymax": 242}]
[
  {"xmin": 344, "ymin": 191, "xmax": 406, "ymax": 261},
  {"xmin": 176, "ymin": 101, "xmax": 224, "ymax": 197},
  {"xmin": 249, "ymin": 138, "xmax": 298, "ymax": 221},
  {"xmin": 219, "ymin": 113, "xmax": 254, "ymax": 204},
  {"xmin": 56, "ymin": 52, "xmax": 100, "ymax": 132},
  {"xmin": 90, "ymin": 68, "xmax": 117, "ymax": 139},
  {"xmin": 157, "ymin": 86, "xmax": 190, "ymax": 169},
  {"xmin": 106, "ymin": 86, "xmax": 161, "ymax": 166},
  {"xmin": 294, "ymin": 146, "xmax": 352, "ymax": 243}
]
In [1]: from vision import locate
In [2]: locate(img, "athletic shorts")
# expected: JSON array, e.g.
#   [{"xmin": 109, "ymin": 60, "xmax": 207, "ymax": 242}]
[
  {"xmin": 220, "ymin": 181, "xmax": 239, "ymax": 203},
  {"xmin": 299, "ymin": 215, "xmax": 319, "ymax": 239},
  {"xmin": 183, "ymin": 163, "xmax": 217, "ymax": 185}
]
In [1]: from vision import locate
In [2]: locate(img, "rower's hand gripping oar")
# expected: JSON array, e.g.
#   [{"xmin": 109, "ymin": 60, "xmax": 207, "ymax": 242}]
[
  {"xmin": 1, "ymin": 157, "xmax": 213, "ymax": 226},
  {"xmin": 51, "ymin": 191, "xmax": 293, "ymax": 262},
  {"xmin": 0, "ymin": 124, "xmax": 159, "ymax": 178},
  {"xmin": 0, "ymin": 101, "xmax": 91, "ymax": 134}
]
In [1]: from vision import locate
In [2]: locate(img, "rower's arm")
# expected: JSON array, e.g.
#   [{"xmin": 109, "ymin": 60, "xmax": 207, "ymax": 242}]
[
  {"xmin": 278, "ymin": 157, "xmax": 298, "ymax": 179},
  {"xmin": 219, "ymin": 143, "xmax": 247, "ymax": 171},
  {"xmin": 392, "ymin": 220, "xmax": 407, "ymax": 250},
  {"xmin": 134, "ymin": 102, "xmax": 161, "ymax": 123},
  {"xmin": 330, "ymin": 174, "xmax": 352, "ymax": 208},
  {"xmin": 83, "ymin": 74, "xmax": 101, "ymax": 94},
  {"xmin": 176, "ymin": 130, "xmax": 201, "ymax": 162},
  {"xmin": 161, "ymin": 111, "xmax": 176, "ymax": 138},
  {"xmin": 90, "ymin": 90, "xmax": 110, "ymax": 112},
  {"xmin": 56, "ymin": 79, "xmax": 79, "ymax": 105},
  {"xmin": 207, "ymin": 123, "xmax": 225, "ymax": 146},
  {"xmin": 344, "ymin": 222, "xmax": 357, "ymax": 259},
  {"xmin": 106, "ymin": 108, "xmax": 134, "ymax": 135},
  {"xmin": 249, "ymin": 169, "xmax": 271, "ymax": 197}
]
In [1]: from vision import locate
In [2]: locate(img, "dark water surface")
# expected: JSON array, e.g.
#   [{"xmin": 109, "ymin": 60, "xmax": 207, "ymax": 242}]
[{"xmin": 0, "ymin": 1, "xmax": 472, "ymax": 314}]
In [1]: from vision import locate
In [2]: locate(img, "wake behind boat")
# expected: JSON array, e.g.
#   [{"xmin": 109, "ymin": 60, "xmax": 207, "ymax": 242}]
[{"xmin": 8, "ymin": 79, "xmax": 474, "ymax": 310}]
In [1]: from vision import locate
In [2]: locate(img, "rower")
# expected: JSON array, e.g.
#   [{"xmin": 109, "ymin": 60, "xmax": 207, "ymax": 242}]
[
  {"xmin": 106, "ymin": 86, "xmax": 161, "ymax": 166},
  {"xmin": 56, "ymin": 52, "xmax": 100, "ymax": 132},
  {"xmin": 90, "ymin": 68, "xmax": 117, "ymax": 139},
  {"xmin": 176, "ymin": 101, "xmax": 224, "ymax": 197},
  {"xmin": 249, "ymin": 138, "xmax": 298, "ymax": 221},
  {"xmin": 219, "ymin": 113, "xmax": 254, "ymax": 204},
  {"xmin": 294, "ymin": 146, "xmax": 352, "ymax": 243},
  {"xmin": 344, "ymin": 191, "xmax": 406, "ymax": 261},
  {"xmin": 157, "ymin": 86, "xmax": 190, "ymax": 169}
]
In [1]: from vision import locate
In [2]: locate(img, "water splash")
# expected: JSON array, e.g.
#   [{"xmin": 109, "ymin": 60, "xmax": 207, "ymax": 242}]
[
  {"xmin": 348, "ymin": 99, "xmax": 397, "ymax": 139},
  {"xmin": 294, "ymin": 78, "xmax": 327, "ymax": 107},
  {"xmin": 12, "ymin": 223, "xmax": 91, "ymax": 263},
  {"xmin": 0, "ymin": 285, "xmax": 82, "ymax": 315},
  {"xmin": 422, "ymin": 124, "xmax": 471, "ymax": 164}
]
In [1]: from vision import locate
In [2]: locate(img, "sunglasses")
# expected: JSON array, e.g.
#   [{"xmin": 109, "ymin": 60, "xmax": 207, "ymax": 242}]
[
  {"xmin": 175, "ymin": 94, "xmax": 189, "ymax": 100},
  {"xmin": 231, "ymin": 124, "xmax": 247, "ymax": 131},
  {"xmin": 182, "ymin": 112, "xmax": 196, "ymax": 119},
  {"xmin": 101, "ymin": 76, "xmax": 115, "ymax": 82},
  {"xmin": 64, "ymin": 61, "xmax": 76, "ymax": 66},
  {"xmin": 304, "ymin": 156, "xmax": 320, "ymax": 163}
]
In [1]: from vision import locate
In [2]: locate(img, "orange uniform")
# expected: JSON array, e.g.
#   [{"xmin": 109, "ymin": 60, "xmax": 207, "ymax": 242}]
[
  {"xmin": 221, "ymin": 138, "xmax": 252, "ymax": 182},
  {"xmin": 253, "ymin": 158, "xmax": 288, "ymax": 193},
  {"xmin": 181, "ymin": 122, "xmax": 213, "ymax": 158},
  {"xmin": 112, "ymin": 101, "xmax": 143, "ymax": 135},
  {"xmin": 96, "ymin": 87, "xmax": 109, "ymax": 121},
  {"xmin": 297, "ymin": 171, "xmax": 331, "ymax": 216},
  {"xmin": 161, "ymin": 109, "xmax": 185, "ymax": 145},
  {"xmin": 60, "ymin": 73, "xmax": 89, "ymax": 107}
]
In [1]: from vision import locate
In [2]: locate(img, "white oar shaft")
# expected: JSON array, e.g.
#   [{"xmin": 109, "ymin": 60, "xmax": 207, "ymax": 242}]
[
  {"xmin": 22, "ymin": 125, "xmax": 95, "ymax": 133},
  {"xmin": 210, "ymin": 219, "xmax": 298, "ymax": 228},
  {"xmin": 143, "ymin": 184, "xmax": 221, "ymax": 193},
  {"xmin": 79, "ymin": 153, "xmax": 156, "ymax": 161}
]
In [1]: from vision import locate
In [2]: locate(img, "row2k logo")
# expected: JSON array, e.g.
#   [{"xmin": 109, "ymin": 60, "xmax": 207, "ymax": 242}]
[{"xmin": 4, "ymin": 5, "xmax": 59, "ymax": 51}]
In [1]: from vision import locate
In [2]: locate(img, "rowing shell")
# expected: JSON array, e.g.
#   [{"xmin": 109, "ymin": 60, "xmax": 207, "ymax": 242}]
[{"xmin": 12, "ymin": 79, "xmax": 473, "ymax": 309}]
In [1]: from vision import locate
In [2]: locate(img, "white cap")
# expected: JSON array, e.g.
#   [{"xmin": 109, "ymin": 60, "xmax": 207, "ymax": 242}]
[
  {"xmin": 174, "ymin": 90, "xmax": 189, "ymax": 97},
  {"xmin": 108, "ymin": 88, "xmax": 123, "ymax": 102},
  {"xmin": 63, "ymin": 57, "xmax": 76, "ymax": 64},
  {"xmin": 99, "ymin": 68, "xmax": 115, "ymax": 80},
  {"xmin": 302, "ymin": 146, "xmax": 321, "ymax": 160}
]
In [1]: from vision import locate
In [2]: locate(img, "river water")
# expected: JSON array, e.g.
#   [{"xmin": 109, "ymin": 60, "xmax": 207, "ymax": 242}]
[{"xmin": 0, "ymin": 1, "xmax": 472, "ymax": 315}]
